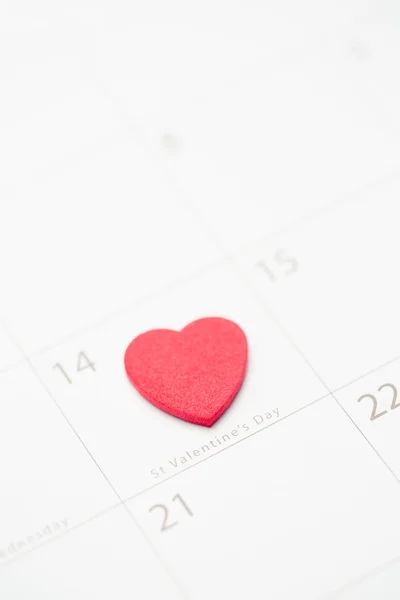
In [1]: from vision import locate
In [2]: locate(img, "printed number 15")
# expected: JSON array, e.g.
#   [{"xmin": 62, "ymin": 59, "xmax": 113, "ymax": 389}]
[{"xmin": 257, "ymin": 249, "xmax": 298, "ymax": 283}]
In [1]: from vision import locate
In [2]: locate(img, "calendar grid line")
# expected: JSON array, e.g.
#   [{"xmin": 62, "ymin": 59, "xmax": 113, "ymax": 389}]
[
  {"xmin": 0, "ymin": 365, "xmax": 398, "ymax": 587},
  {"xmin": 2, "ymin": 158, "xmax": 400, "ymax": 581},
  {"xmin": 0, "ymin": 502, "xmax": 122, "ymax": 571},
  {"xmin": 0, "ymin": 358, "xmax": 26, "ymax": 375},
  {"xmin": 2, "ymin": 323, "xmax": 399, "ymax": 415},
  {"xmin": 2, "ymin": 324, "xmax": 188, "ymax": 599},
  {"xmin": 236, "ymin": 165, "xmax": 400, "ymax": 258},
  {"xmin": 0, "ymin": 390, "xmax": 329, "ymax": 574},
  {"xmin": 4, "ymin": 151, "xmax": 399, "ymax": 365},
  {"xmin": 117, "ymin": 351, "xmax": 400, "ymax": 500},
  {"xmin": 122, "ymin": 503, "xmax": 190, "ymax": 600},
  {"xmin": 331, "ymin": 393, "xmax": 400, "ymax": 483},
  {"xmin": 0, "ymin": 495, "xmax": 188, "ymax": 600},
  {"xmin": 5, "ymin": 145, "xmax": 400, "ymax": 585},
  {"xmin": 166, "ymin": 166, "xmax": 400, "ymax": 488},
  {"xmin": 16, "ymin": 256, "xmax": 227, "ymax": 360},
  {"xmin": 0, "ymin": 351, "xmax": 398, "ymax": 576},
  {"xmin": 2, "ymin": 353, "xmax": 396, "ymax": 577},
  {"xmin": 153, "ymin": 140, "xmax": 400, "ymax": 492},
  {"xmin": 124, "ymin": 392, "xmax": 330, "ymax": 503},
  {"xmin": 23, "ymin": 361, "xmax": 124, "ymax": 502},
  {"xmin": 231, "ymin": 257, "xmax": 400, "ymax": 486},
  {"xmin": 320, "ymin": 552, "xmax": 400, "ymax": 600},
  {"xmin": 3, "ymin": 9, "xmax": 400, "ymax": 599},
  {"xmin": 330, "ymin": 354, "xmax": 400, "ymax": 394}
]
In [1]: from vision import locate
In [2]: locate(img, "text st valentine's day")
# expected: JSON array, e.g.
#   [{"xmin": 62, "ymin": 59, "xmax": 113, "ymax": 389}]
[{"xmin": 150, "ymin": 406, "xmax": 280, "ymax": 478}]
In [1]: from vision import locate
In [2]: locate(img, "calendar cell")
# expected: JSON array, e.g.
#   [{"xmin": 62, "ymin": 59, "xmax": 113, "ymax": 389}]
[
  {"xmin": 31, "ymin": 263, "xmax": 326, "ymax": 500},
  {"xmin": 1, "ymin": 137, "xmax": 220, "ymax": 355},
  {"xmin": 333, "ymin": 357, "xmax": 400, "ymax": 480},
  {"xmin": 59, "ymin": 1, "xmax": 344, "ymax": 152},
  {"xmin": 236, "ymin": 179, "xmax": 400, "ymax": 390},
  {"xmin": 0, "ymin": 506, "xmax": 181, "ymax": 599},
  {"xmin": 128, "ymin": 399, "xmax": 400, "ymax": 600},
  {"xmin": 0, "ymin": 12, "xmax": 127, "ymax": 191},
  {"xmin": 0, "ymin": 365, "xmax": 117, "ymax": 561},
  {"xmin": 162, "ymin": 56, "xmax": 400, "ymax": 252},
  {"xmin": 71, "ymin": 1, "xmax": 400, "ymax": 248}
]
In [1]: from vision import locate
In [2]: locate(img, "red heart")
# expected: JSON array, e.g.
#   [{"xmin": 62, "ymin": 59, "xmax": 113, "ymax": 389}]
[{"xmin": 124, "ymin": 317, "xmax": 248, "ymax": 427}]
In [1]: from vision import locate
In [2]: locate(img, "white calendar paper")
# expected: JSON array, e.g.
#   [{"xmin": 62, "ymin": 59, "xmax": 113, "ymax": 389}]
[{"xmin": 1, "ymin": 2, "xmax": 400, "ymax": 598}]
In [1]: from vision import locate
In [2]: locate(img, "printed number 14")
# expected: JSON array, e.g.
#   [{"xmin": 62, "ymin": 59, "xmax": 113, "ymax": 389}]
[{"xmin": 53, "ymin": 352, "xmax": 96, "ymax": 384}]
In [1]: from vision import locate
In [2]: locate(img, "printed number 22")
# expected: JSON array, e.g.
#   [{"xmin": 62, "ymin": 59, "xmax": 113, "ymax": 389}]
[{"xmin": 358, "ymin": 383, "xmax": 400, "ymax": 421}]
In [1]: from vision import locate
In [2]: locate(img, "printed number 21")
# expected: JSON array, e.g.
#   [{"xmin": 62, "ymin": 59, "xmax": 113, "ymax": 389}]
[{"xmin": 149, "ymin": 494, "xmax": 193, "ymax": 532}]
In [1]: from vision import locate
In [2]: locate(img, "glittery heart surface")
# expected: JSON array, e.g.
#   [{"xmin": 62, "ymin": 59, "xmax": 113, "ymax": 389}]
[{"xmin": 124, "ymin": 317, "xmax": 248, "ymax": 427}]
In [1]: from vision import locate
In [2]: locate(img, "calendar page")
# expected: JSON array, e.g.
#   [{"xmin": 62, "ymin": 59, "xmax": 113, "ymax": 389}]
[{"xmin": 1, "ymin": 2, "xmax": 400, "ymax": 599}]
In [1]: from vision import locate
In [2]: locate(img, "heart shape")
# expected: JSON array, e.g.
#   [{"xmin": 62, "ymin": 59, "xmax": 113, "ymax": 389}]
[{"xmin": 124, "ymin": 317, "xmax": 248, "ymax": 427}]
